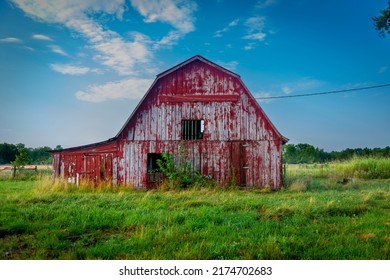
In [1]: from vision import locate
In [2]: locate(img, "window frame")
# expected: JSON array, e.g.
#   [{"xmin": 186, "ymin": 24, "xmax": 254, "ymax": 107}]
[{"xmin": 181, "ymin": 119, "xmax": 204, "ymax": 140}]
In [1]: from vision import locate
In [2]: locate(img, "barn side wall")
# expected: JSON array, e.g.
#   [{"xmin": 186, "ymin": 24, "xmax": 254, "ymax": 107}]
[
  {"xmin": 118, "ymin": 139, "xmax": 282, "ymax": 189},
  {"xmin": 51, "ymin": 141, "xmax": 118, "ymax": 186}
]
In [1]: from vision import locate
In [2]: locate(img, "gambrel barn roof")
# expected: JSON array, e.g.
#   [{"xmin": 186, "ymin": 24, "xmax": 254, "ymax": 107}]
[{"xmin": 116, "ymin": 54, "xmax": 288, "ymax": 143}]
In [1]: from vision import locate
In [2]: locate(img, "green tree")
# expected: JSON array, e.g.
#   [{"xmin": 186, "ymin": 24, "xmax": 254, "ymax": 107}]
[
  {"xmin": 283, "ymin": 143, "xmax": 321, "ymax": 164},
  {"xmin": 0, "ymin": 143, "xmax": 18, "ymax": 164},
  {"xmin": 373, "ymin": 0, "xmax": 390, "ymax": 37},
  {"xmin": 283, "ymin": 143, "xmax": 330, "ymax": 164},
  {"xmin": 283, "ymin": 144, "xmax": 298, "ymax": 163},
  {"xmin": 28, "ymin": 146, "xmax": 52, "ymax": 164},
  {"xmin": 11, "ymin": 145, "xmax": 30, "ymax": 177}
]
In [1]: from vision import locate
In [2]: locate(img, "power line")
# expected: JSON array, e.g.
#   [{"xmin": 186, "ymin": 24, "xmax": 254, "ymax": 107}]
[{"xmin": 255, "ymin": 83, "xmax": 390, "ymax": 100}]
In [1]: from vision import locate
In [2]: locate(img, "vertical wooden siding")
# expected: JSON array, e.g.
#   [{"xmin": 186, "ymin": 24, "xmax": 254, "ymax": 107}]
[
  {"xmin": 52, "ymin": 57, "xmax": 285, "ymax": 189},
  {"xmin": 51, "ymin": 141, "xmax": 118, "ymax": 186},
  {"xmin": 117, "ymin": 59, "xmax": 284, "ymax": 189}
]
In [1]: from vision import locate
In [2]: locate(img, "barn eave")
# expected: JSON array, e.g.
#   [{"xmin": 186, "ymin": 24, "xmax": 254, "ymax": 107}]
[{"xmin": 49, "ymin": 137, "xmax": 117, "ymax": 154}]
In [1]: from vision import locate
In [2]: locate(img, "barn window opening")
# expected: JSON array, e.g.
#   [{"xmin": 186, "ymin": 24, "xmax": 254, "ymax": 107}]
[
  {"xmin": 147, "ymin": 153, "xmax": 163, "ymax": 172},
  {"xmin": 181, "ymin": 120, "xmax": 204, "ymax": 140}
]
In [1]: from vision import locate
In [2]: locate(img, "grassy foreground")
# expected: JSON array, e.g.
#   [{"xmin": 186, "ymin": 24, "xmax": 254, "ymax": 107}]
[{"xmin": 1, "ymin": 173, "xmax": 389, "ymax": 260}]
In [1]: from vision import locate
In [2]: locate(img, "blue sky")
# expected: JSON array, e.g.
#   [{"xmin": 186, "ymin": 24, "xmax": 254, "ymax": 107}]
[{"xmin": 0, "ymin": 0, "xmax": 389, "ymax": 151}]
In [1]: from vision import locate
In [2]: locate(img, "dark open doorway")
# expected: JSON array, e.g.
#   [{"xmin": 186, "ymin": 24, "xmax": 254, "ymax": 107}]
[{"xmin": 146, "ymin": 153, "xmax": 165, "ymax": 189}]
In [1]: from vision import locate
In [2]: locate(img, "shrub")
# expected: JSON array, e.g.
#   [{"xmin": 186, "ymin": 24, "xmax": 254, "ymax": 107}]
[{"xmin": 157, "ymin": 152, "xmax": 205, "ymax": 189}]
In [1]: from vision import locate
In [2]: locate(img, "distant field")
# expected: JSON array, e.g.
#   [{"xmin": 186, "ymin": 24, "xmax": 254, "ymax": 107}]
[
  {"xmin": 0, "ymin": 165, "xmax": 52, "ymax": 170},
  {"xmin": 0, "ymin": 165, "xmax": 52, "ymax": 181},
  {"xmin": 0, "ymin": 161, "xmax": 389, "ymax": 260}
]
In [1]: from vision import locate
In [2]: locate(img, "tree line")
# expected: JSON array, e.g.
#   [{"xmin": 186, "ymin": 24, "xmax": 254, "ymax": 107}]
[
  {"xmin": 0, "ymin": 143, "xmax": 57, "ymax": 165},
  {"xmin": 1, "ymin": 142, "xmax": 390, "ymax": 166},
  {"xmin": 283, "ymin": 143, "xmax": 390, "ymax": 164}
]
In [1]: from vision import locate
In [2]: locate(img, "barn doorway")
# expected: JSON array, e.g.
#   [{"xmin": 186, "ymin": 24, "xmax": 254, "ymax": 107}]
[
  {"xmin": 146, "ymin": 153, "xmax": 165, "ymax": 189},
  {"xmin": 230, "ymin": 142, "xmax": 249, "ymax": 188}
]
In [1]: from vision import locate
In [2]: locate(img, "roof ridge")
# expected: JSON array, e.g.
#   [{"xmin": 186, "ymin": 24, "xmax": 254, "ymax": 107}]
[{"xmin": 156, "ymin": 54, "xmax": 240, "ymax": 79}]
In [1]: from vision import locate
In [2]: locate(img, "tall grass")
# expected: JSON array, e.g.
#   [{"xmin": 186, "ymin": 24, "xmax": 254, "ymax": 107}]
[
  {"xmin": 335, "ymin": 157, "xmax": 390, "ymax": 179},
  {"xmin": 1, "ymin": 174, "xmax": 389, "ymax": 259},
  {"xmin": 34, "ymin": 174, "xmax": 135, "ymax": 194},
  {"xmin": 1, "ymin": 158, "xmax": 389, "ymax": 259},
  {"xmin": 284, "ymin": 157, "xmax": 390, "ymax": 191}
]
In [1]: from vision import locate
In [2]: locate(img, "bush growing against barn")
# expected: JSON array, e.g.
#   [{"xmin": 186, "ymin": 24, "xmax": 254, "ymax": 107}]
[{"xmin": 156, "ymin": 152, "xmax": 205, "ymax": 190}]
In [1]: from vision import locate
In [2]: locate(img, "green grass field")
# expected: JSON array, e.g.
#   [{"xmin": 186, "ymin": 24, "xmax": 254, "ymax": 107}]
[{"xmin": 0, "ymin": 159, "xmax": 389, "ymax": 260}]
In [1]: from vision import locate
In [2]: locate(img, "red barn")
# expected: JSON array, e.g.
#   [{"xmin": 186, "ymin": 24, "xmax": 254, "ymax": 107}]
[{"xmin": 51, "ymin": 55, "xmax": 288, "ymax": 189}]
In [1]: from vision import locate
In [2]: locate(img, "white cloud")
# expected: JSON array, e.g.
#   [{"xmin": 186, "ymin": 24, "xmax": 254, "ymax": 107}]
[
  {"xmin": 11, "ymin": 0, "xmax": 197, "ymax": 75},
  {"xmin": 245, "ymin": 16, "xmax": 266, "ymax": 33},
  {"xmin": 10, "ymin": 0, "xmax": 150, "ymax": 75},
  {"xmin": 378, "ymin": 66, "xmax": 388, "ymax": 74},
  {"xmin": 11, "ymin": 0, "xmax": 198, "ymax": 104},
  {"xmin": 243, "ymin": 16, "xmax": 268, "ymax": 47},
  {"xmin": 65, "ymin": 17, "xmax": 152, "ymax": 74},
  {"xmin": 50, "ymin": 64, "xmax": 100, "ymax": 75},
  {"xmin": 214, "ymin": 18, "xmax": 239, "ymax": 38},
  {"xmin": 130, "ymin": 0, "xmax": 197, "ymax": 33},
  {"xmin": 244, "ymin": 42, "xmax": 256, "ymax": 50},
  {"xmin": 23, "ymin": 46, "xmax": 35, "ymax": 51},
  {"xmin": 243, "ymin": 32, "xmax": 266, "ymax": 41},
  {"xmin": 0, "ymin": 37, "xmax": 22, "ymax": 43},
  {"xmin": 130, "ymin": 0, "xmax": 197, "ymax": 47},
  {"xmin": 282, "ymin": 86, "xmax": 292, "ymax": 94},
  {"xmin": 254, "ymin": 91, "xmax": 274, "ymax": 104},
  {"xmin": 75, "ymin": 78, "xmax": 153, "ymax": 102},
  {"xmin": 218, "ymin": 60, "xmax": 239, "ymax": 71},
  {"xmin": 153, "ymin": 30, "xmax": 181, "ymax": 49},
  {"xmin": 255, "ymin": 78, "xmax": 326, "ymax": 103},
  {"xmin": 10, "ymin": 0, "xmax": 126, "ymax": 23},
  {"xmin": 32, "ymin": 34, "xmax": 53, "ymax": 41},
  {"xmin": 228, "ymin": 19, "xmax": 239, "ymax": 27},
  {"xmin": 255, "ymin": 0, "xmax": 277, "ymax": 9},
  {"xmin": 48, "ymin": 45, "xmax": 68, "ymax": 56},
  {"xmin": 281, "ymin": 78, "xmax": 326, "ymax": 94},
  {"xmin": 92, "ymin": 34, "xmax": 151, "ymax": 75}
]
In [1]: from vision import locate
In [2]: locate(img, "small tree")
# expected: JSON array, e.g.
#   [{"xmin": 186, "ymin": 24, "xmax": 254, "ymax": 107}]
[{"xmin": 11, "ymin": 146, "xmax": 30, "ymax": 178}]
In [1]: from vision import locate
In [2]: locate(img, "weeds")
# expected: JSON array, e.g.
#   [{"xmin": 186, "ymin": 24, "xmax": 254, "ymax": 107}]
[
  {"xmin": 156, "ymin": 152, "xmax": 206, "ymax": 190},
  {"xmin": 33, "ymin": 174, "xmax": 134, "ymax": 194}
]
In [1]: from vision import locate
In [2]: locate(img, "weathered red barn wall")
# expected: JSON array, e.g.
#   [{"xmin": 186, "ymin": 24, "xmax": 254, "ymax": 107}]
[
  {"xmin": 52, "ymin": 56, "xmax": 286, "ymax": 189},
  {"xmin": 51, "ymin": 141, "xmax": 118, "ymax": 185},
  {"xmin": 116, "ymin": 58, "xmax": 284, "ymax": 189}
]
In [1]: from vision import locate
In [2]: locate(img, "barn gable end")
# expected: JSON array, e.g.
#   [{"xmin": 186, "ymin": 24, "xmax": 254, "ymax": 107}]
[
  {"xmin": 51, "ymin": 55, "xmax": 287, "ymax": 189},
  {"xmin": 116, "ymin": 55, "xmax": 285, "ymax": 143}
]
